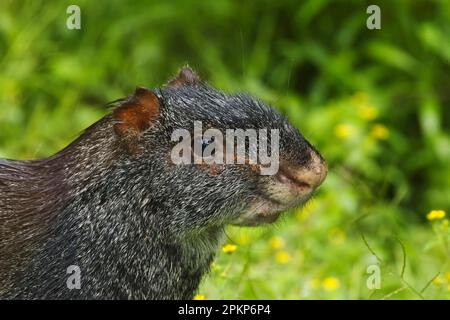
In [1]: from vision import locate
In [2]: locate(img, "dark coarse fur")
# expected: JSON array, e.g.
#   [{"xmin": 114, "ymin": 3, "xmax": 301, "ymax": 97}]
[{"xmin": 0, "ymin": 67, "xmax": 317, "ymax": 299}]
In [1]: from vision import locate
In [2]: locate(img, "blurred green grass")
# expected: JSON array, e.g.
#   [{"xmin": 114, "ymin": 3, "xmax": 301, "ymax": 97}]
[{"xmin": 0, "ymin": 0, "xmax": 449, "ymax": 299}]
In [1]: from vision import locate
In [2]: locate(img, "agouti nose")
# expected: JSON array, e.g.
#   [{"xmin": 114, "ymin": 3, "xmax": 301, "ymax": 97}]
[
  {"xmin": 278, "ymin": 151, "xmax": 327, "ymax": 191},
  {"xmin": 304, "ymin": 151, "xmax": 327, "ymax": 189}
]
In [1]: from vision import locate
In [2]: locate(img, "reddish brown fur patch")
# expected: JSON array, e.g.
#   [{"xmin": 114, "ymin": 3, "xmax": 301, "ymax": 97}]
[
  {"xmin": 249, "ymin": 164, "xmax": 260, "ymax": 173},
  {"xmin": 113, "ymin": 87, "xmax": 160, "ymax": 154},
  {"xmin": 208, "ymin": 163, "xmax": 224, "ymax": 176},
  {"xmin": 167, "ymin": 66, "xmax": 200, "ymax": 87}
]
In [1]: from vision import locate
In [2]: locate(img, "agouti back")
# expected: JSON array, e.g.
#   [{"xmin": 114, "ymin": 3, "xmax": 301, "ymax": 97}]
[{"xmin": 0, "ymin": 67, "xmax": 327, "ymax": 299}]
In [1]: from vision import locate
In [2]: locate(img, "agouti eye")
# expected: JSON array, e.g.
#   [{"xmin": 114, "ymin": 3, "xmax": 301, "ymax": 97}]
[
  {"xmin": 201, "ymin": 137, "xmax": 215, "ymax": 155},
  {"xmin": 192, "ymin": 136, "xmax": 216, "ymax": 159},
  {"xmin": 201, "ymin": 137, "xmax": 214, "ymax": 149}
]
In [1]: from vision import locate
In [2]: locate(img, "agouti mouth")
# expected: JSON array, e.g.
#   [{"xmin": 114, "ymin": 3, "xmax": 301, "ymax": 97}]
[
  {"xmin": 276, "ymin": 168, "xmax": 311, "ymax": 191},
  {"xmin": 258, "ymin": 162, "xmax": 325, "ymax": 210}
]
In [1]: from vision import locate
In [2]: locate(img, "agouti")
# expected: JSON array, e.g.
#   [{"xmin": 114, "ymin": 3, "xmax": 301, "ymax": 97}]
[{"xmin": 0, "ymin": 67, "xmax": 327, "ymax": 299}]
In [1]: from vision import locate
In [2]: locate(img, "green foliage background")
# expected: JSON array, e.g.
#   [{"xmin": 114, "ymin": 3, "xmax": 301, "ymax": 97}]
[{"xmin": 0, "ymin": 0, "xmax": 449, "ymax": 299}]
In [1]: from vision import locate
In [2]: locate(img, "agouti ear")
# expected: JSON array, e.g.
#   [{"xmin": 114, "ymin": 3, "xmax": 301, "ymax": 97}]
[
  {"xmin": 167, "ymin": 66, "xmax": 200, "ymax": 87},
  {"xmin": 113, "ymin": 87, "xmax": 160, "ymax": 155}
]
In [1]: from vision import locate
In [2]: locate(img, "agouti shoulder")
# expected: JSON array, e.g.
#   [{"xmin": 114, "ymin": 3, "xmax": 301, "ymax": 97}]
[{"xmin": 0, "ymin": 67, "xmax": 327, "ymax": 299}]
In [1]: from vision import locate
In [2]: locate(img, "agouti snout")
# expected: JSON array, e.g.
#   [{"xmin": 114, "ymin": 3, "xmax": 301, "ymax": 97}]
[
  {"xmin": 233, "ymin": 148, "xmax": 327, "ymax": 226},
  {"xmin": 0, "ymin": 66, "xmax": 327, "ymax": 299}
]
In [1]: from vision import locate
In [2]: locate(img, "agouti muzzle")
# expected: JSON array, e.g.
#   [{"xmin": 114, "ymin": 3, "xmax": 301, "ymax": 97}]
[{"xmin": 0, "ymin": 67, "xmax": 327, "ymax": 299}]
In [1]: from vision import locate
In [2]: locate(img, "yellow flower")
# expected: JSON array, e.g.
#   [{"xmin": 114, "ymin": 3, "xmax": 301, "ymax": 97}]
[
  {"xmin": 432, "ymin": 276, "xmax": 443, "ymax": 286},
  {"xmin": 444, "ymin": 272, "xmax": 450, "ymax": 283},
  {"xmin": 222, "ymin": 243, "xmax": 237, "ymax": 253},
  {"xmin": 358, "ymin": 105, "xmax": 378, "ymax": 120},
  {"xmin": 295, "ymin": 210, "xmax": 310, "ymax": 221},
  {"xmin": 443, "ymin": 219, "xmax": 449, "ymax": 228},
  {"xmin": 309, "ymin": 278, "xmax": 321, "ymax": 290},
  {"xmin": 193, "ymin": 294, "xmax": 206, "ymax": 300},
  {"xmin": 275, "ymin": 251, "xmax": 291, "ymax": 264},
  {"xmin": 269, "ymin": 236, "xmax": 285, "ymax": 250},
  {"xmin": 322, "ymin": 277, "xmax": 340, "ymax": 291},
  {"xmin": 426, "ymin": 210, "xmax": 446, "ymax": 221},
  {"xmin": 328, "ymin": 228, "xmax": 346, "ymax": 246},
  {"xmin": 371, "ymin": 124, "xmax": 389, "ymax": 140},
  {"xmin": 334, "ymin": 124, "xmax": 354, "ymax": 140},
  {"xmin": 351, "ymin": 91, "xmax": 368, "ymax": 107},
  {"xmin": 295, "ymin": 201, "xmax": 316, "ymax": 221}
]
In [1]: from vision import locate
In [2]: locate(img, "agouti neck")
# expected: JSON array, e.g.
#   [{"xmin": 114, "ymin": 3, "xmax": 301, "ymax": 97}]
[{"xmin": 1, "ymin": 117, "xmax": 221, "ymax": 299}]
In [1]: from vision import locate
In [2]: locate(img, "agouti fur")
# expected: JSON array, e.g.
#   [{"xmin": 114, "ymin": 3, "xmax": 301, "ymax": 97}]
[{"xmin": 0, "ymin": 67, "xmax": 327, "ymax": 299}]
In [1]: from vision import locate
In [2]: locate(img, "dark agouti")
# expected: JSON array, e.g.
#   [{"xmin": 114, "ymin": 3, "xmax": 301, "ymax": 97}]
[{"xmin": 0, "ymin": 67, "xmax": 327, "ymax": 299}]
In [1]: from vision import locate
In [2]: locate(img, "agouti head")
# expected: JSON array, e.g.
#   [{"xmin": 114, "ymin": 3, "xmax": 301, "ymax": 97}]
[{"xmin": 112, "ymin": 67, "xmax": 327, "ymax": 228}]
